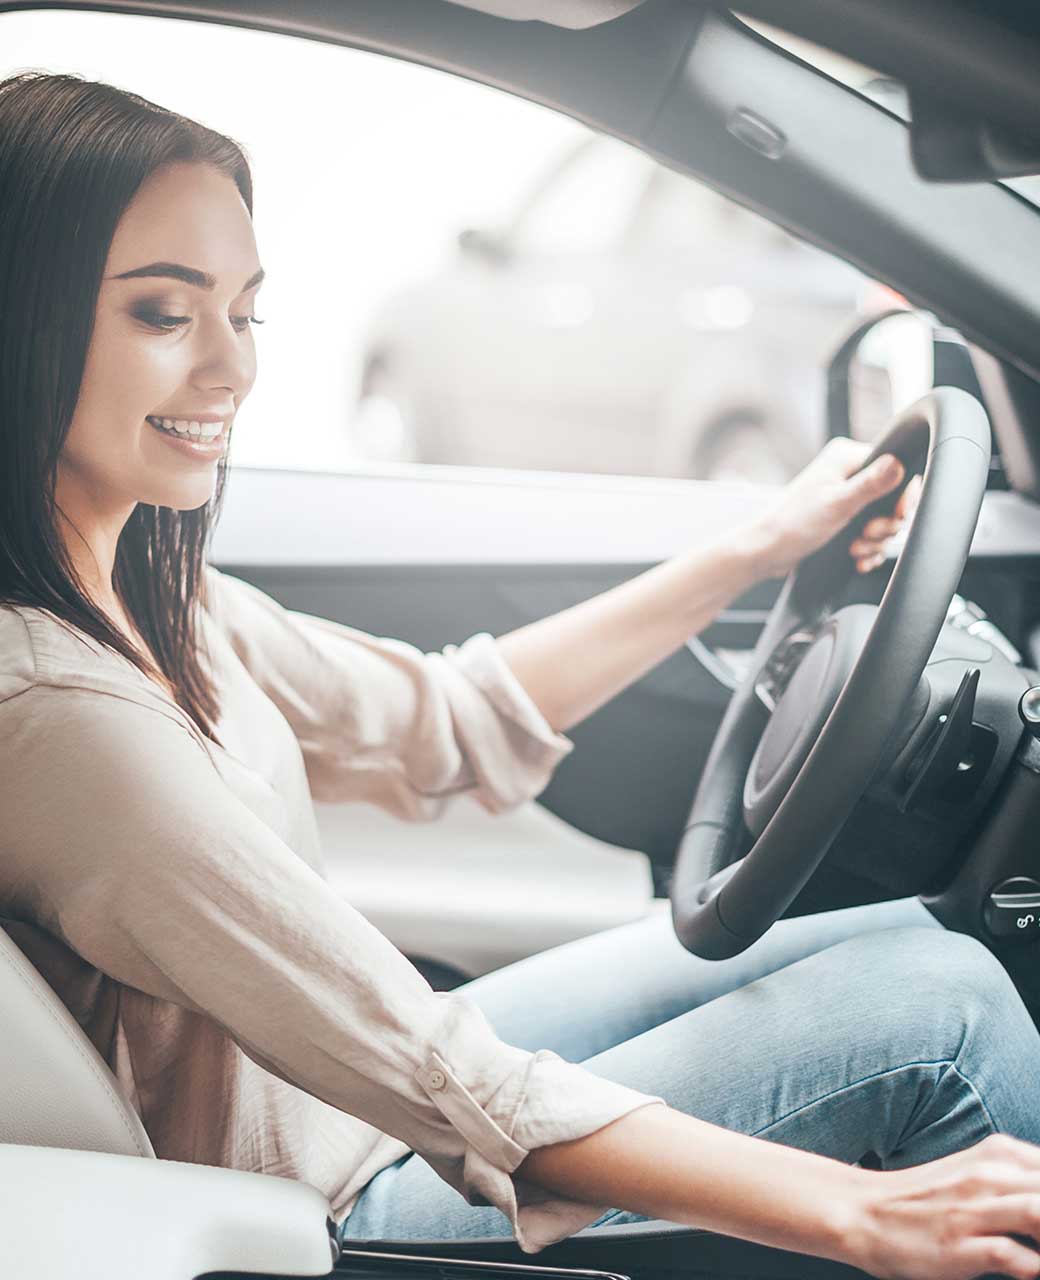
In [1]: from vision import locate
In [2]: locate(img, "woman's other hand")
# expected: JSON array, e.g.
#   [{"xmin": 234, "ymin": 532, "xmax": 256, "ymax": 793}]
[
  {"xmin": 853, "ymin": 1132, "xmax": 1040, "ymax": 1280},
  {"xmin": 748, "ymin": 437, "xmax": 922, "ymax": 580}
]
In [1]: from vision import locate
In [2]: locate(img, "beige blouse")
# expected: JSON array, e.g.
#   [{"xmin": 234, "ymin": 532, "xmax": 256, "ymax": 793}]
[{"xmin": 0, "ymin": 565, "xmax": 664, "ymax": 1254}]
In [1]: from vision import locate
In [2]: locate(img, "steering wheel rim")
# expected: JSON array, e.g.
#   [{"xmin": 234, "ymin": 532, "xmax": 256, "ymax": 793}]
[{"xmin": 670, "ymin": 387, "xmax": 992, "ymax": 960}]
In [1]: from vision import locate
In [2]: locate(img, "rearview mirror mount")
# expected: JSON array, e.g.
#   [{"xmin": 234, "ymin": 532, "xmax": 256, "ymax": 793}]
[{"xmin": 908, "ymin": 89, "xmax": 1040, "ymax": 182}]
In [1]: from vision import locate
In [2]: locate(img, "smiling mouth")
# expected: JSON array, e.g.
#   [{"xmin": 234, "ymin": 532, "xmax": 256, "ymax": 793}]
[{"xmin": 146, "ymin": 416, "xmax": 228, "ymax": 443}]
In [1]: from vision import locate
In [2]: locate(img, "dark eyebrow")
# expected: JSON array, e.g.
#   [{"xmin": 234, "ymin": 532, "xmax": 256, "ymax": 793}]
[{"xmin": 107, "ymin": 262, "xmax": 265, "ymax": 292}]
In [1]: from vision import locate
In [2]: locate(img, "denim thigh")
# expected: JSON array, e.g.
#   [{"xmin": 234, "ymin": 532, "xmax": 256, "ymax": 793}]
[{"xmin": 340, "ymin": 897, "xmax": 1040, "ymax": 1242}]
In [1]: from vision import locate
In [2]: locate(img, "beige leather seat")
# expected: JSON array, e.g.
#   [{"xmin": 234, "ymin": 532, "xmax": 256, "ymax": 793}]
[{"xmin": 0, "ymin": 923, "xmax": 153, "ymax": 1159}]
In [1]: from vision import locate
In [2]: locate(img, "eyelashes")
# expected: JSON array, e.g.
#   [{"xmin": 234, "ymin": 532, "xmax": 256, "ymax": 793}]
[{"xmin": 134, "ymin": 309, "xmax": 265, "ymax": 334}]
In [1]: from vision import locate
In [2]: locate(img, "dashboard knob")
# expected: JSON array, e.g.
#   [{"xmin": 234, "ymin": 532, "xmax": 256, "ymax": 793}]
[
  {"xmin": 1019, "ymin": 686, "xmax": 1040, "ymax": 736},
  {"xmin": 984, "ymin": 876, "xmax": 1040, "ymax": 941}
]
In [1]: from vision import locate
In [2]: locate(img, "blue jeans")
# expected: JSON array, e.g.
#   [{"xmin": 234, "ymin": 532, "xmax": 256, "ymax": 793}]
[{"xmin": 340, "ymin": 897, "xmax": 1040, "ymax": 1243}]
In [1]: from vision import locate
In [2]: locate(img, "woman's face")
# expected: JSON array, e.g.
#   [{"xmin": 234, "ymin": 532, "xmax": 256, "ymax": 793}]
[{"xmin": 58, "ymin": 160, "xmax": 262, "ymax": 522}]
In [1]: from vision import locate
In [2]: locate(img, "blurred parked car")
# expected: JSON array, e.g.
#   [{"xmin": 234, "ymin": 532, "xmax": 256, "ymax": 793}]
[{"xmin": 349, "ymin": 134, "xmax": 888, "ymax": 482}]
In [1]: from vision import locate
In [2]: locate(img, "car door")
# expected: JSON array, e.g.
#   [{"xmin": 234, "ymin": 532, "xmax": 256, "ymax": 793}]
[{"xmin": 208, "ymin": 420, "xmax": 1040, "ymax": 985}]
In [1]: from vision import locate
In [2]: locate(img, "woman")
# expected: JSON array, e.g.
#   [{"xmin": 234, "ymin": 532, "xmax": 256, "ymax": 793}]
[{"xmin": 2, "ymin": 70, "xmax": 1040, "ymax": 1280}]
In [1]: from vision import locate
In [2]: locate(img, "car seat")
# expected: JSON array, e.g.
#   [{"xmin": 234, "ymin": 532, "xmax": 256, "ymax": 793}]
[{"xmin": 0, "ymin": 922, "xmax": 869, "ymax": 1279}]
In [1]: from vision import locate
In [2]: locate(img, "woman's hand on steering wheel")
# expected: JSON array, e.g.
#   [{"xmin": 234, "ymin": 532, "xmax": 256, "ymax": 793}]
[
  {"xmin": 671, "ymin": 388, "xmax": 991, "ymax": 961},
  {"xmin": 749, "ymin": 437, "xmax": 923, "ymax": 581}
]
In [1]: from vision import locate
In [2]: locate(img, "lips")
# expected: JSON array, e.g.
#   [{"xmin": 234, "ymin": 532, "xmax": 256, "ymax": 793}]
[
  {"xmin": 146, "ymin": 416, "xmax": 227, "ymax": 442},
  {"xmin": 146, "ymin": 417, "xmax": 228, "ymax": 457}
]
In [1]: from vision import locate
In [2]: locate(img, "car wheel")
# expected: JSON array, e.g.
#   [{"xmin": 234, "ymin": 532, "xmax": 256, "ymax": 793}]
[
  {"xmin": 693, "ymin": 418, "xmax": 796, "ymax": 484},
  {"xmin": 348, "ymin": 368, "xmax": 423, "ymax": 464}
]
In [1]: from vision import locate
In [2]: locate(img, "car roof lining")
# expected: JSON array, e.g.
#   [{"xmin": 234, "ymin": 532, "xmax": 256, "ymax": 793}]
[
  {"xmin": 442, "ymin": 0, "xmax": 649, "ymax": 28},
  {"xmin": 724, "ymin": 0, "xmax": 1040, "ymax": 142},
  {"xmin": 3, "ymin": 0, "xmax": 1040, "ymax": 393}
]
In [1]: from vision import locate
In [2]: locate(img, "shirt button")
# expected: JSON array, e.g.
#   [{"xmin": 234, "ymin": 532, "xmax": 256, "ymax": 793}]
[{"xmin": 428, "ymin": 1069, "xmax": 446, "ymax": 1090}]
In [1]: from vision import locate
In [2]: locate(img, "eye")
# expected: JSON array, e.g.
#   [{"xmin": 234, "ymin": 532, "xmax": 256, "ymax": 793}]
[
  {"xmin": 135, "ymin": 309, "xmax": 190, "ymax": 332},
  {"xmin": 135, "ymin": 309, "xmax": 265, "ymax": 334},
  {"xmin": 231, "ymin": 314, "xmax": 266, "ymax": 332}
]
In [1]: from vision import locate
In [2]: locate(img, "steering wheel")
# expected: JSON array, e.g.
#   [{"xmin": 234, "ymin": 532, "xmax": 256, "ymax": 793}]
[{"xmin": 670, "ymin": 387, "xmax": 992, "ymax": 960}]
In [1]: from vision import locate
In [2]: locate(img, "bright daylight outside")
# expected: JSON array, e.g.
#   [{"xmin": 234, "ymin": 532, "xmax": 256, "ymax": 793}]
[{"xmin": 1, "ymin": 10, "xmax": 901, "ymax": 485}]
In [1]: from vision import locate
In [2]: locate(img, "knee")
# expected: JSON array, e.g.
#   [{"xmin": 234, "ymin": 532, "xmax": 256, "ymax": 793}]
[
  {"xmin": 850, "ymin": 926, "xmax": 1029, "ymax": 1052},
  {"xmin": 886, "ymin": 925, "xmax": 1009, "ymax": 997}
]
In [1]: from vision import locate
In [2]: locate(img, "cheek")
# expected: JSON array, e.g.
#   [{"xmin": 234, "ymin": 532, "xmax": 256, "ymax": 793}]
[
  {"xmin": 74, "ymin": 318, "xmax": 183, "ymax": 433},
  {"xmin": 62, "ymin": 326, "xmax": 182, "ymax": 485}
]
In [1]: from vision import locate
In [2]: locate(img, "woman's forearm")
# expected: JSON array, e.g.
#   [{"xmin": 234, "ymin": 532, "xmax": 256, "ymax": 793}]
[
  {"xmin": 516, "ymin": 1101, "xmax": 871, "ymax": 1268},
  {"xmin": 494, "ymin": 524, "xmax": 772, "ymax": 734},
  {"xmin": 492, "ymin": 443, "xmax": 914, "ymax": 736}
]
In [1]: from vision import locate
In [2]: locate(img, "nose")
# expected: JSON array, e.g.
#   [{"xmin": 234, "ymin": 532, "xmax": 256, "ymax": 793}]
[{"xmin": 192, "ymin": 311, "xmax": 256, "ymax": 404}]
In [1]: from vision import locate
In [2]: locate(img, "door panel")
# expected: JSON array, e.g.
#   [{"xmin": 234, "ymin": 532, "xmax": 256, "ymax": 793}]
[
  {"xmin": 220, "ymin": 556, "xmax": 779, "ymax": 900},
  {"xmin": 211, "ymin": 465, "xmax": 783, "ymax": 973},
  {"xmin": 316, "ymin": 794, "xmax": 665, "ymax": 980}
]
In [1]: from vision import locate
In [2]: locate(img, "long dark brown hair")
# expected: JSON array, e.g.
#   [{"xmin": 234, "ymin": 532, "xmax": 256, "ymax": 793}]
[{"xmin": 0, "ymin": 71, "xmax": 255, "ymax": 746}]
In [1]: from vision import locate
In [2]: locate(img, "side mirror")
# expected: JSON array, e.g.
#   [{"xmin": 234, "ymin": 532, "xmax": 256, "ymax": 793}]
[
  {"xmin": 826, "ymin": 309, "xmax": 936, "ymax": 445},
  {"xmin": 457, "ymin": 227, "xmax": 510, "ymax": 265}
]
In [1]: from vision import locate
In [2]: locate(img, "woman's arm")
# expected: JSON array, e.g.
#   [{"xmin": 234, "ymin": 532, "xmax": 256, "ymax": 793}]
[
  {"xmin": 519, "ymin": 1102, "xmax": 1040, "ymax": 1280},
  {"xmin": 495, "ymin": 440, "xmax": 912, "ymax": 735}
]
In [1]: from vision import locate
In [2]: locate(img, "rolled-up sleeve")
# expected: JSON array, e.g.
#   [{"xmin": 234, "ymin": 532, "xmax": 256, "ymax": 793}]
[
  {"xmin": 203, "ymin": 566, "xmax": 574, "ymax": 820},
  {"xmin": 1, "ymin": 686, "xmax": 664, "ymax": 1253}
]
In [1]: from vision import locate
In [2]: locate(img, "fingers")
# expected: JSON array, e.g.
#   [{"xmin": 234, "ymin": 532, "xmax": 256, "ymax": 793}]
[
  {"xmin": 844, "ymin": 455, "xmax": 919, "ymax": 573},
  {"xmin": 854, "ymin": 553, "xmax": 886, "ymax": 575},
  {"xmin": 849, "ymin": 510, "xmax": 908, "ymax": 573},
  {"xmin": 860, "ymin": 515, "xmax": 904, "ymax": 540},
  {"xmin": 970, "ymin": 1194, "xmax": 1040, "ymax": 1240},
  {"xmin": 895, "ymin": 473, "xmax": 923, "ymax": 520},
  {"xmin": 953, "ymin": 1138, "xmax": 1040, "ymax": 1276},
  {"xmin": 849, "ymin": 535, "xmax": 900, "ymax": 558},
  {"xmin": 975, "ymin": 1134, "xmax": 1040, "ymax": 1174},
  {"xmin": 821, "ymin": 436, "xmax": 874, "ymax": 477},
  {"xmin": 838, "ymin": 453, "xmax": 905, "ymax": 520},
  {"xmin": 964, "ymin": 1236, "xmax": 1040, "ymax": 1280}
]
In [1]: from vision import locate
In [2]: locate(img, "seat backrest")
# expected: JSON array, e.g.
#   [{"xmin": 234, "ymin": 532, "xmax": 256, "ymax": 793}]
[{"xmin": 0, "ymin": 923, "xmax": 154, "ymax": 1158}]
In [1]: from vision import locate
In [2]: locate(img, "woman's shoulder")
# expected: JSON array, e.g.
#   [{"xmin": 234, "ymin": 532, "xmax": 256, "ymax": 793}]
[
  {"xmin": 0, "ymin": 601, "xmax": 161, "ymax": 709},
  {"xmin": 201, "ymin": 561, "xmax": 265, "ymax": 625},
  {"xmin": 0, "ymin": 604, "xmax": 38, "ymax": 701}
]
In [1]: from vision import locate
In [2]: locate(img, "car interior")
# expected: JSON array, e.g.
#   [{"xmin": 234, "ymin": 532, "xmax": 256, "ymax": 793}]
[{"xmin": 4, "ymin": 1, "xmax": 1040, "ymax": 1277}]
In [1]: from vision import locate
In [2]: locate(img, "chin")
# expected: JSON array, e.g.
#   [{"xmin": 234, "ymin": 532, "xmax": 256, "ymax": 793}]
[{"xmin": 140, "ymin": 477, "xmax": 219, "ymax": 513}]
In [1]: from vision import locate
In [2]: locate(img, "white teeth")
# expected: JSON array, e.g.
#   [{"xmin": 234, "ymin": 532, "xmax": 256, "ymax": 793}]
[{"xmin": 150, "ymin": 417, "xmax": 223, "ymax": 440}]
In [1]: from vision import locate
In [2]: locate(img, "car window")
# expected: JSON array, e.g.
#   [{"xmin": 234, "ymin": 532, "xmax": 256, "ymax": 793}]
[
  {"xmin": 2, "ymin": 8, "xmax": 890, "ymax": 486},
  {"xmin": 630, "ymin": 166, "xmax": 799, "ymax": 260},
  {"xmin": 506, "ymin": 138, "xmax": 655, "ymax": 258}
]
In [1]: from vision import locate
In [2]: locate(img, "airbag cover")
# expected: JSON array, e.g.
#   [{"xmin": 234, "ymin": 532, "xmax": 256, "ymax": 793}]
[{"xmin": 744, "ymin": 605, "xmax": 877, "ymax": 838}]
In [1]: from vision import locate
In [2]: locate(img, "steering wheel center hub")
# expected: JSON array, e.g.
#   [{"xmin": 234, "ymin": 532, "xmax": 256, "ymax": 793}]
[{"xmin": 745, "ymin": 606, "xmax": 877, "ymax": 838}]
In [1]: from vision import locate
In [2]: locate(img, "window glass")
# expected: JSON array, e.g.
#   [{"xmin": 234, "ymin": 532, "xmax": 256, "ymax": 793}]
[
  {"xmin": 632, "ymin": 167, "xmax": 800, "ymax": 258},
  {"xmin": 0, "ymin": 11, "xmax": 585, "ymax": 474},
  {"xmin": 507, "ymin": 138, "xmax": 654, "ymax": 257},
  {"xmin": 1, "ymin": 10, "xmax": 886, "ymax": 484}
]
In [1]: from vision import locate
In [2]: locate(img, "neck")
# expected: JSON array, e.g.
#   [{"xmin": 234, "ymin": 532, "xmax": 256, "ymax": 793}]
[{"xmin": 52, "ymin": 472, "xmax": 136, "ymax": 617}]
